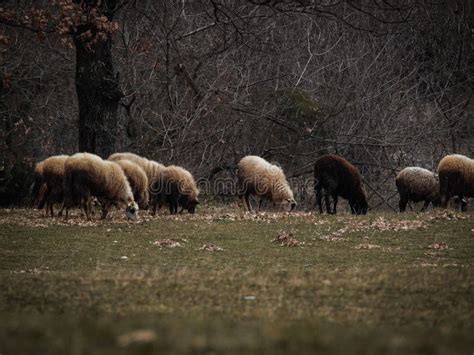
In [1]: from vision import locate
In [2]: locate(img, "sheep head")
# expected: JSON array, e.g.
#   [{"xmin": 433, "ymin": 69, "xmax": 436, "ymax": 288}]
[{"xmin": 126, "ymin": 201, "xmax": 139, "ymax": 220}]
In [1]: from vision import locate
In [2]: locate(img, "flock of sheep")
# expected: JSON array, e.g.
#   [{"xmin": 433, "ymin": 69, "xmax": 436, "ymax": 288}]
[{"xmin": 31, "ymin": 152, "xmax": 473, "ymax": 220}]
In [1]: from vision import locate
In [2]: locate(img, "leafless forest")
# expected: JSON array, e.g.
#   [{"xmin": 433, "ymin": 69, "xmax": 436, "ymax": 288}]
[{"xmin": 1, "ymin": 1, "xmax": 472, "ymax": 209}]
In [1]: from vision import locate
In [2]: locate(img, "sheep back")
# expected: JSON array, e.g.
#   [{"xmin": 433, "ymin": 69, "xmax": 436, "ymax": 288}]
[
  {"xmin": 32, "ymin": 155, "xmax": 68, "ymax": 209},
  {"xmin": 65, "ymin": 153, "xmax": 134, "ymax": 208},
  {"xmin": 438, "ymin": 154, "xmax": 474, "ymax": 207},
  {"xmin": 154, "ymin": 165, "xmax": 199, "ymax": 213},
  {"xmin": 396, "ymin": 167, "xmax": 439, "ymax": 203},
  {"xmin": 237, "ymin": 155, "xmax": 295, "ymax": 206},
  {"xmin": 109, "ymin": 152, "xmax": 165, "ymax": 187},
  {"xmin": 313, "ymin": 154, "xmax": 367, "ymax": 213},
  {"xmin": 114, "ymin": 159, "xmax": 149, "ymax": 209}
]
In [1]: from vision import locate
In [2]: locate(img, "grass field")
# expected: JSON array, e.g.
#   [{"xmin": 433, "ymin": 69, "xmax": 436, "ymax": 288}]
[{"xmin": 0, "ymin": 205, "xmax": 473, "ymax": 354}]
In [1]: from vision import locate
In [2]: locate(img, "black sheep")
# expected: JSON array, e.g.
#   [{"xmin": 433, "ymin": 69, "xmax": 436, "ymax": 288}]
[{"xmin": 314, "ymin": 154, "xmax": 368, "ymax": 215}]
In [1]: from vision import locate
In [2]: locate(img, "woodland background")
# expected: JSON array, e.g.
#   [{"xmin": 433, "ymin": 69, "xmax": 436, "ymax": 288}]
[{"xmin": 0, "ymin": 0, "xmax": 472, "ymax": 209}]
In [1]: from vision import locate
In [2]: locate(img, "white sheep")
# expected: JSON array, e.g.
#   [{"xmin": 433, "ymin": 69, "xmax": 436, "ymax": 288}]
[
  {"xmin": 438, "ymin": 154, "xmax": 473, "ymax": 211},
  {"xmin": 113, "ymin": 159, "xmax": 149, "ymax": 210},
  {"xmin": 63, "ymin": 153, "xmax": 138, "ymax": 220},
  {"xmin": 395, "ymin": 167, "xmax": 440, "ymax": 212},
  {"xmin": 108, "ymin": 152, "xmax": 165, "ymax": 205},
  {"xmin": 151, "ymin": 165, "xmax": 199, "ymax": 214},
  {"xmin": 32, "ymin": 155, "xmax": 69, "ymax": 217},
  {"xmin": 237, "ymin": 155, "xmax": 296, "ymax": 211}
]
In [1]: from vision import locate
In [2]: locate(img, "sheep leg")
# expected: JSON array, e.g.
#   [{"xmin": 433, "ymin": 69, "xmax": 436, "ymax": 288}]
[
  {"xmin": 81, "ymin": 198, "xmax": 91, "ymax": 220},
  {"xmin": 242, "ymin": 193, "xmax": 252, "ymax": 212},
  {"xmin": 420, "ymin": 200, "xmax": 430, "ymax": 212},
  {"xmin": 399, "ymin": 198, "xmax": 408, "ymax": 212},
  {"xmin": 459, "ymin": 195, "xmax": 467, "ymax": 211},
  {"xmin": 58, "ymin": 203, "xmax": 65, "ymax": 217},
  {"xmin": 324, "ymin": 191, "xmax": 332, "ymax": 214},
  {"xmin": 151, "ymin": 200, "xmax": 157, "ymax": 216},
  {"xmin": 258, "ymin": 198, "xmax": 264, "ymax": 212},
  {"xmin": 169, "ymin": 197, "xmax": 178, "ymax": 214},
  {"xmin": 101, "ymin": 201, "xmax": 111, "ymax": 220},
  {"xmin": 315, "ymin": 187, "xmax": 323, "ymax": 214},
  {"xmin": 48, "ymin": 201, "xmax": 54, "ymax": 218},
  {"xmin": 151, "ymin": 194, "xmax": 164, "ymax": 216},
  {"xmin": 349, "ymin": 202, "xmax": 355, "ymax": 214},
  {"xmin": 332, "ymin": 195, "xmax": 338, "ymax": 214},
  {"xmin": 440, "ymin": 194, "xmax": 450, "ymax": 209},
  {"xmin": 239, "ymin": 195, "xmax": 246, "ymax": 211}
]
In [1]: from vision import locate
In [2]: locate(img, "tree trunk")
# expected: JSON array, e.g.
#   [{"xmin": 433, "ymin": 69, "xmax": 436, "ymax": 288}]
[{"xmin": 73, "ymin": 5, "xmax": 122, "ymax": 158}]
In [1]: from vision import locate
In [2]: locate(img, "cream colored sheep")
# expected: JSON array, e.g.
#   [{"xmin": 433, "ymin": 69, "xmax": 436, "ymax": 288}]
[
  {"xmin": 109, "ymin": 152, "xmax": 165, "ymax": 204},
  {"xmin": 113, "ymin": 159, "xmax": 149, "ymax": 209},
  {"xmin": 438, "ymin": 154, "xmax": 473, "ymax": 211},
  {"xmin": 32, "ymin": 155, "xmax": 69, "ymax": 217},
  {"xmin": 109, "ymin": 152, "xmax": 164, "ymax": 183},
  {"xmin": 395, "ymin": 167, "xmax": 440, "ymax": 212},
  {"xmin": 237, "ymin": 155, "xmax": 296, "ymax": 211},
  {"xmin": 151, "ymin": 165, "xmax": 199, "ymax": 214},
  {"xmin": 63, "ymin": 153, "xmax": 138, "ymax": 220}
]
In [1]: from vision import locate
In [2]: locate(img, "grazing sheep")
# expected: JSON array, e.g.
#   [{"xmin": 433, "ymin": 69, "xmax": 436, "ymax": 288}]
[
  {"xmin": 109, "ymin": 152, "xmax": 165, "ymax": 205},
  {"xmin": 63, "ymin": 153, "xmax": 138, "ymax": 220},
  {"xmin": 395, "ymin": 167, "xmax": 440, "ymax": 212},
  {"xmin": 151, "ymin": 165, "xmax": 199, "ymax": 214},
  {"xmin": 313, "ymin": 154, "xmax": 368, "ymax": 215},
  {"xmin": 113, "ymin": 159, "xmax": 149, "ymax": 210},
  {"xmin": 109, "ymin": 152, "xmax": 164, "ymax": 184},
  {"xmin": 237, "ymin": 155, "xmax": 296, "ymax": 212},
  {"xmin": 438, "ymin": 154, "xmax": 474, "ymax": 211},
  {"xmin": 32, "ymin": 155, "xmax": 69, "ymax": 217}
]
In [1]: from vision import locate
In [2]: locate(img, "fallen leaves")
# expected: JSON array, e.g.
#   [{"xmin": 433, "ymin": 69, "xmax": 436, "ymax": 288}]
[
  {"xmin": 354, "ymin": 243, "xmax": 381, "ymax": 250},
  {"xmin": 198, "ymin": 243, "xmax": 224, "ymax": 252},
  {"xmin": 320, "ymin": 216, "xmax": 427, "ymax": 242},
  {"xmin": 426, "ymin": 210, "xmax": 468, "ymax": 221},
  {"xmin": 117, "ymin": 329, "xmax": 157, "ymax": 347},
  {"xmin": 428, "ymin": 242, "xmax": 449, "ymax": 251},
  {"xmin": 319, "ymin": 234, "xmax": 346, "ymax": 242},
  {"xmin": 12, "ymin": 266, "xmax": 49, "ymax": 274},
  {"xmin": 272, "ymin": 230, "xmax": 304, "ymax": 247},
  {"xmin": 153, "ymin": 239, "xmax": 183, "ymax": 249},
  {"xmin": 369, "ymin": 217, "xmax": 426, "ymax": 231}
]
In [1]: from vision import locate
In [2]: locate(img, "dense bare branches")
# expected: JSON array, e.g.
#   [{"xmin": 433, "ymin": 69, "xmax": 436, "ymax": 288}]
[{"xmin": 0, "ymin": 0, "xmax": 472, "ymax": 208}]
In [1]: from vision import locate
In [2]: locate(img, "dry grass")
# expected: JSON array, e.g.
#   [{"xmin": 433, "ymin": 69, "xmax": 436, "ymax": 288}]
[{"xmin": 0, "ymin": 207, "xmax": 473, "ymax": 354}]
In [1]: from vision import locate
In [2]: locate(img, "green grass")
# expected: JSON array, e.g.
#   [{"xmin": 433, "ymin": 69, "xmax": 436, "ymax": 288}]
[{"xmin": 0, "ymin": 207, "xmax": 473, "ymax": 354}]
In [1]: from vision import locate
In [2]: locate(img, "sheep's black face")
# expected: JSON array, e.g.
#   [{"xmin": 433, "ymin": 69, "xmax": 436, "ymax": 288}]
[
  {"xmin": 353, "ymin": 200, "xmax": 368, "ymax": 215},
  {"xmin": 187, "ymin": 200, "xmax": 199, "ymax": 214}
]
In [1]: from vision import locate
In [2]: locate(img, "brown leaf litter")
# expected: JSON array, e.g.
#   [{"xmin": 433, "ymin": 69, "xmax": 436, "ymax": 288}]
[
  {"xmin": 153, "ymin": 239, "xmax": 184, "ymax": 248},
  {"xmin": 272, "ymin": 230, "xmax": 304, "ymax": 247},
  {"xmin": 354, "ymin": 243, "xmax": 382, "ymax": 250},
  {"xmin": 198, "ymin": 243, "xmax": 224, "ymax": 251},
  {"xmin": 427, "ymin": 242, "xmax": 449, "ymax": 250},
  {"xmin": 320, "ymin": 216, "xmax": 427, "ymax": 242},
  {"xmin": 425, "ymin": 210, "xmax": 468, "ymax": 221}
]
